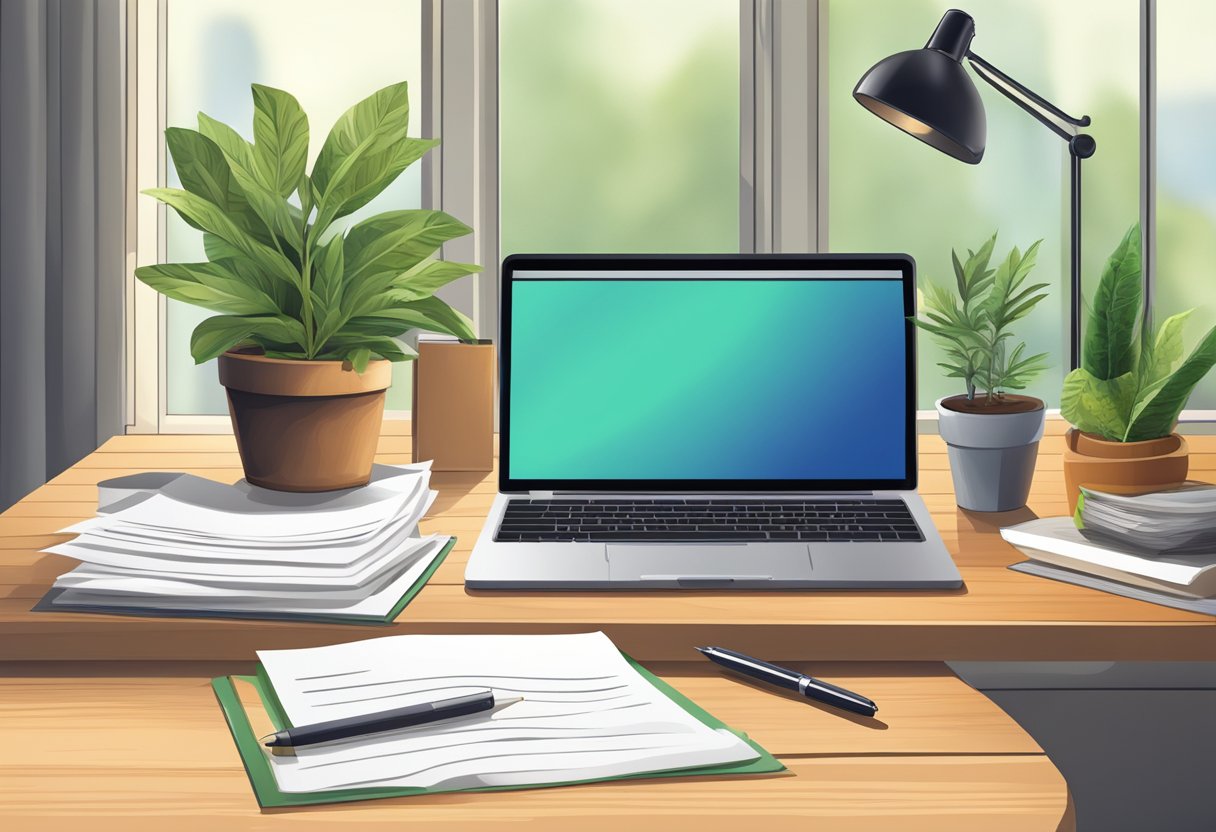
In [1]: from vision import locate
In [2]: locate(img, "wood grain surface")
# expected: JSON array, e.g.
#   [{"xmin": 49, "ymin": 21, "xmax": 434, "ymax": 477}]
[
  {"xmin": 0, "ymin": 424, "xmax": 1212, "ymax": 662},
  {"xmin": 0, "ymin": 662, "xmax": 1069, "ymax": 832}
]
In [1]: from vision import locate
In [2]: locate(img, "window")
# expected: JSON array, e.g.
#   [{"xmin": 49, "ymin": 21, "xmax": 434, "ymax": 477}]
[
  {"xmin": 126, "ymin": 0, "xmax": 1212, "ymax": 432},
  {"xmin": 1155, "ymin": 0, "xmax": 1216, "ymax": 412},
  {"xmin": 132, "ymin": 0, "xmax": 425, "ymax": 430}
]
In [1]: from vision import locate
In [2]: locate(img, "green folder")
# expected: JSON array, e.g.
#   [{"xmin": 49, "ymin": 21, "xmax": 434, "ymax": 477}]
[
  {"xmin": 213, "ymin": 652, "xmax": 785, "ymax": 808},
  {"xmin": 36, "ymin": 537, "xmax": 455, "ymax": 626}
]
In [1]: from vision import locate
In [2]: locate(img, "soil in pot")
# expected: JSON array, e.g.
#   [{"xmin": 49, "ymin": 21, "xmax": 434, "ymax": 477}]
[
  {"xmin": 938, "ymin": 393, "xmax": 1044, "ymax": 415},
  {"xmin": 219, "ymin": 349, "xmax": 391, "ymax": 492}
]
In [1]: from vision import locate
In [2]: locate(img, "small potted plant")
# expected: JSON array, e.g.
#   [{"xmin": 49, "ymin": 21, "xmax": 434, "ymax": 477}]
[
  {"xmin": 1060, "ymin": 224, "xmax": 1216, "ymax": 513},
  {"xmin": 137, "ymin": 82, "xmax": 479, "ymax": 492},
  {"xmin": 912, "ymin": 234, "xmax": 1051, "ymax": 512}
]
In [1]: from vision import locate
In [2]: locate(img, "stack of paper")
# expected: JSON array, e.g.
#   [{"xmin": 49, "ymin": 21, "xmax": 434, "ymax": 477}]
[
  {"xmin": 1001, "ymin": 516, "xmax": 1216, "ymax": 600},
  {"xmin": 40, "ymin": 463, "xmax": 453, "ymax": 623},
  {"xmin": 1076, "ymin": 484, "xmax": 1216, "ymax": 555},
  {"xmin": 214, "ymin": 632, "xmax": 778, "ymax": 806}
]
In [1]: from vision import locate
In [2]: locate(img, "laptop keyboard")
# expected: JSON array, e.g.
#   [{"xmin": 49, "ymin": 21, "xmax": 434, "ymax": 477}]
[{"xmin": 495, "ymin": 499, "xmax": 924, "ymax": 543}]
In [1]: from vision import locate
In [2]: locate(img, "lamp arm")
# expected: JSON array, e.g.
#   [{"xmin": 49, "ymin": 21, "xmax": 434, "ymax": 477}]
[
  {"xmin": 966, "ymin": 49, "xmax": 1093, "ymax": 370},
  {"xmin": 967, "ymin": 51, "xmax": 1093, "ymax": 149}
]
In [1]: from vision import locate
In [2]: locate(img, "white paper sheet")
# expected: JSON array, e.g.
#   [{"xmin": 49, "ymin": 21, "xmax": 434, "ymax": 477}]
[
  {"xmin": 44, "ymin": 463, "xmax": 446, "ymax": 619},
  {"xmin": 256, "ymin": 632, "xmax": 757, "ymax": 793},
  {"xmin": 52, "ymin": 490, "xmax": 436, "ymax": 567},
  {"xmin": 52, "ymin": 536, "xmax": 449, "ymax": 616},
  {"xmin": 63, "ymin": 483, "xmax": 421, "ymax": 542}
]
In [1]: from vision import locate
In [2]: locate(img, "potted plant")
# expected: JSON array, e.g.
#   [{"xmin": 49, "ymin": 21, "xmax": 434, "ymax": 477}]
[
  {"xmin": 1060, "ymin": 224, "xmax": 1216, "ymax": 513},
  {"xmin": 136, "ymin": 82, "xmax": 479, "ymax": 492},
  {"xmin": 912, "ymin": 233, "xmax": 1051, "ymax": 512}
]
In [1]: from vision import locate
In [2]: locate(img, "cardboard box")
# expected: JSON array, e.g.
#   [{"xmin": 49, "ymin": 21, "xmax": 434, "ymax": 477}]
[{"xmin": 412, "ymin": 341, "xmax": 495, "ymax": 472}]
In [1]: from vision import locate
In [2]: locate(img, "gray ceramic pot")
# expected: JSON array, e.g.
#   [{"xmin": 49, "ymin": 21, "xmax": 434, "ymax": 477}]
[{"xmin": 935, "ymin": 396, "xmax": 1046, "ymax": 512}]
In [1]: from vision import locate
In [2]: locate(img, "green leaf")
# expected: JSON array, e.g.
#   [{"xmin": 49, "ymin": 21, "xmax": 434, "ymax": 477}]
[
  {"xmin": 198, "ymin": 112, "xmax": 302, "ymax": 254},
  {"xmin": 1138, "ymin": 310, "xmax": 1193, "ymax": 388},
  {"xmin": 189, "ymin": 314, "xmax": 307, "ymax": 363},
  {"xmin": 342, "ymin": 210, "xmax": 473, "ymax": 316},
  {"xmin": 213, "ymin": 256, "xmax": 298, "ymax": 316},
  {"xmin": 319, "ymin": 138, "xmax": 439, "ymax": 230},
  {"xmin": 203, "ymin": 232, "xmax": 242, "ymax": 262},
  {"xmin": 312, "ymin": 82, "xmax": 410, "ymax": 193},
  {"xmin": 951, "ymin": 249, "xmax": 966, "ymax": 299},
  {"xmin": 144, "ymin": 188, "xmax": 301, "ymax": 292},
  {"xmin": 311, "ymin": 235, "xmax": 349, "ymax": 349},
  {"xmin": 311, "ymin": 83, "xmax": 433, "ymax": 227},
  {"xmin": 251, "ymin": 84, "xmax": 309, "ymax": 198},
  {"xmin": 388, "ymin": 259, "xmax": 481, "ymax": 301},
  {"xmin": 297, "ymin": 172, "xmax": 314, "ymax": 224},
  {"xmin": 958, "ymin": 232, "xmax": 996, "ymax": 303},
  {"xmin": 346, "ymin": 347, "xmax": 372, "ymax": 373},
  {"xmin": 344, "ymin": 296, "xmax": 476, "ymax": 342},
  {"xmin": 164, "ymin": 128, "xmax": 271, "ymax": 245},
  {"xmin": 1125, "ymin": 324, "xmax": 1216, "ymax": 441},
  {"xmin": 316, "ymin": 336, "xmax": 416, "ymax": 363},
  {"xmin": 1082, "ymin": 224, "xmax": 1142, "ymax": 380},
  {"xmin": 1060, "ymin": 367, "xmax": 1137, "ymax": 441},
  {"xmin": 134, "ymin": 262, "xmax": 279, "ymax": 316},
  {"xmin": 984, "ymin": 240, "xmax": 1043, "ymax": 331}
]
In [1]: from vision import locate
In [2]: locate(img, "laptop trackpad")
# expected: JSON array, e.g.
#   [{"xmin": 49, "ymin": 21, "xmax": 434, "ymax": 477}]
[{"xmin": 607, "ymin": 543, "xmax": 812, "ymax": 584}]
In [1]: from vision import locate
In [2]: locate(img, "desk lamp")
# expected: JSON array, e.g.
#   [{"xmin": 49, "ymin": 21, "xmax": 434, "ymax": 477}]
[{"xmin": 854, "ymin": 8, "xmax": 1095, "ymax": 369}]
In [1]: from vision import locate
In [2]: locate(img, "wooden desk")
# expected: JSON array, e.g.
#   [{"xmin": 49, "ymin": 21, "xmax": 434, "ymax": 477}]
[
  {"xmin": 8, "ymin": 419, "xmax": 1213, "ymax": 829},
  {"xmin": 0, "ymin": 661, "xmax": 1070, "ymax": 831},
  {"xmin": 1, "ymin": 422, "xmax": 1212, "ymax": 663}
]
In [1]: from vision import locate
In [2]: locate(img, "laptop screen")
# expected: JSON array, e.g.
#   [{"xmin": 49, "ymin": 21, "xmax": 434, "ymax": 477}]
[{"xmin": 500, "ymin": 257, "xmax": 916, "ymax": 491}]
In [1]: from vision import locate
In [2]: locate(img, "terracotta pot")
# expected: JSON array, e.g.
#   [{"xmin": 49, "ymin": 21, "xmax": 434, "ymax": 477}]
[
  {"xmin": 1062, "ymin": 428, "xmax": 1189, "ymax": 514},
  {"xmin": 218, "ymin": 349, "xmax": 391, "ymax": 492}
]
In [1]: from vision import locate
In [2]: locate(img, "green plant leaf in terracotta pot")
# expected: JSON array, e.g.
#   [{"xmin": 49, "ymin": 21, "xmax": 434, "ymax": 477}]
[
  {"xmin": 911, "ymin": 233, "xmax": 1051, "ymax": 512},
  {"xmin": 136, "ymin": 82, "xmax": 481, "ymax": 492},
  {"xmin": 1060, "ymin": 223, "xmax": 1216, "ymax": 513}
]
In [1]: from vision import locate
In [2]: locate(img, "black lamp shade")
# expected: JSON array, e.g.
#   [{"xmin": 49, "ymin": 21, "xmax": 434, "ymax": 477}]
[{"xmin": 854, "ymin": 48, "xmax": 986, "ymax": 164}]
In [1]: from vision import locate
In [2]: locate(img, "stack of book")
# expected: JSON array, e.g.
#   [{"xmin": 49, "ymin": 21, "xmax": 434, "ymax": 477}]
[
  {"xmin": 39, "ymin": 463, "xmax": 453, "ymax": 623},
  {"xmin": 1001, "ymin": 484, "xmax": 1216, "ymax": 602}
]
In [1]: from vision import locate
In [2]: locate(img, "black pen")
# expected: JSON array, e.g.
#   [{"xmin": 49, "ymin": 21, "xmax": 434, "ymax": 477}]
[
  {"xmin": 261, "ymin": 690, "xmax": 524, "ymax": 750},
  {"xmin": 697, "ymin": 646, "xmax": 878, "ymax": 717}
]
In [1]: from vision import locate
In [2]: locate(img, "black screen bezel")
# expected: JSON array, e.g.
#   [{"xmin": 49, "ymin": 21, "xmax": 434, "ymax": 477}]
[{"xmin": 498, "ymin": 253, "xmax": 918, "ymax": 493}]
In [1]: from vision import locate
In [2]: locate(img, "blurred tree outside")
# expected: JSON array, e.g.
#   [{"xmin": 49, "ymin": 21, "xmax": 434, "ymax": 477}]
[
  {"xmin": 500, "ymin": 0, "xmax": 739, "ymax": 255},
  {"xmin": 1156, "ymin": 1, "xmax": 1216, "ymax": 409}
]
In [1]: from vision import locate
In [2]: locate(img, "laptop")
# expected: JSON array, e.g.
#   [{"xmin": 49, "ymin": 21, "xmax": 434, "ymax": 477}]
[{"xmin": 465, "ymin": 254, "xmax": 962, "ymax": 590}]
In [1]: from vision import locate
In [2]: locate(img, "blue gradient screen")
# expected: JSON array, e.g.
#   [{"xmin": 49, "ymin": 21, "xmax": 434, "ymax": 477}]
[{"xmin": 507, "ymin": 275, "xmax": 908, "ymax": 481}]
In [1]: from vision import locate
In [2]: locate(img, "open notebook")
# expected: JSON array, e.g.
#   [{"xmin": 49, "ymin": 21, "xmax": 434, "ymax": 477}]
[{"xmin": 214, "ymin": 632, "xmax": 782, "ymax": 806}]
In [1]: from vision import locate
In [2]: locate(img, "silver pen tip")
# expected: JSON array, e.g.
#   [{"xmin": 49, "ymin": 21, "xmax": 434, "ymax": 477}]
[
  {"xmin": 495, "ymin": 695, "xmax": 525, "ymax": 707},
  {"xmin": 695, "ymin": 647, "xmax": 710, "ymax": 654}
]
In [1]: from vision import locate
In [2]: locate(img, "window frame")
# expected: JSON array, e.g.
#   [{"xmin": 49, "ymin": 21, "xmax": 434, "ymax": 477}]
[{"xmin": 129, "ymin": 1, "xmax": 1205, "ymax": 433}]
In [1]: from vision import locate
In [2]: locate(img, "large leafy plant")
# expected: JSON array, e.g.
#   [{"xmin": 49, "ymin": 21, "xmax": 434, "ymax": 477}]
[
  {"xmin": 136, "ymin": 82, "xmax": 478, "ymax": 372},
  {"xmin": 1061, "ymin": 224, "xmax": 1216, "ymax": 442},
  {"xmin": 910, "ymin": 233, "xmax": 1050, "ymax": 404}
]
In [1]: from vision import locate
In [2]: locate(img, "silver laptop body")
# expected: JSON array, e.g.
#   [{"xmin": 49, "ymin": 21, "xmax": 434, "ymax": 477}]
[{"xmin": 466, "ymin": 254, "xmax": 962, "ymax": 590}]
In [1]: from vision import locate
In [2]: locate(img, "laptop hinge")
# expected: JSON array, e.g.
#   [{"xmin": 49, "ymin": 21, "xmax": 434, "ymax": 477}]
[{"xmin": 528, "ymin": 490, "xmax": 555, "ymax": 499}]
